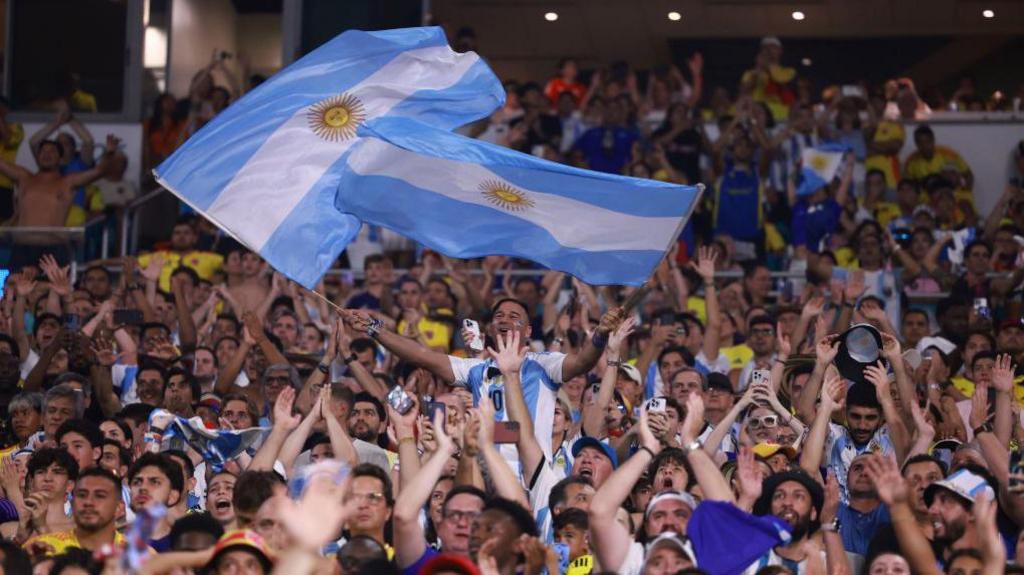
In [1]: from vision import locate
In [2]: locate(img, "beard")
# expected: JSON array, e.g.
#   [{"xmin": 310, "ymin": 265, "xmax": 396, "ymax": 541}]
[
  {"xmin": 782, "ymin": 509, "xmax": 814, "ymax": 540},
  {"xmin": 936, "ymin": 515, "xmax": 967, "ymax": 545}
]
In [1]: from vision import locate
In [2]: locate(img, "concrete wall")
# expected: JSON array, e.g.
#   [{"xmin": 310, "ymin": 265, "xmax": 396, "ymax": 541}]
[
  {"xmin": 167, "ymin": 0, "xmax": 239, "ymax": 98},
  {"xmin": 237, "ymin": 13, "xmax": 283, "ymax": 79}
]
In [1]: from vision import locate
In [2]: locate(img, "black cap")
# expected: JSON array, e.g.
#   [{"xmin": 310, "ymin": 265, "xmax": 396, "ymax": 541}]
[
  {"xmin": 705, "ymin": 372, "xmax": 733, "ymax": 393},
  {"xmin": 834, "ymin": 323, "xmax": 882, "ymax": 384},
  {"xmin": 754, "ymin": 469, "xmax": 824, "ymax": 518}
]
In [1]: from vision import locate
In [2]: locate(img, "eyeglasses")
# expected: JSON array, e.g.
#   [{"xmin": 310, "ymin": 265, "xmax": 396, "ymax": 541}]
[
  {"xmin": 264, "ymin": 376, "xmax": 290, "ymax": 386},
  {"xmin": 346, "ymin": 491, "xmax": 386, "ymax": 505},
  {"xmin": 444, "ymin": 510, "xmax": 480, "ymax": 524},
  {"xmin": 706, "ymin": 387, "xmax": 730, "ymax": 396},
  {"xmin": 748, "ymin": 415, "xmax": 779, "ymax": 429}
]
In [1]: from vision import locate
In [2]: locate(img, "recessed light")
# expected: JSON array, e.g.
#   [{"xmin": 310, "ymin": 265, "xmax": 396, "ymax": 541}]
[
  {"xmin": 801, "ymin": 57, "xmax": 812, "ymax": 66},
  {"xmin": 792, "ymin": 10, "xmax": 805, "ymax": 21},
  {"xmin": 668, "ymin": 11, "xmax": 682, "ymax": 21},
  {"xmin": 982, "ymin": 9, "xmax": 995, "ymax": 18},
  {"xmin": 544, "ymin": 11, "xmax": 559, "ymax": 22}
]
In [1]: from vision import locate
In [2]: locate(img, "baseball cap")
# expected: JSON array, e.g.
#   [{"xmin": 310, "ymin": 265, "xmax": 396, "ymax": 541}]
[
  {"xmin": 644, "ymin": 532, "xmax": 696, "ymax": 567},
  {"xmin": 207, "ymin": 530, "xmax": 275, "ymax": 572},
  {"xmin": 571, "ymin": 437, "xmax": 619, "ymax": 469},
  {"xmin": 420, "ymin": 553, "xmax": 481, "ymax": 575},
  {"xmin": 618, "ymin": 363, "xmax": 643, "ymax": 384},
  {"xmin": 705, "ymin": 372, "xmax": 733, "ymax": 394},
  {"xmin": 645, "ymin": 490, "xmax": 698, "ymax": 519},
  {"xmin": 760, "ymin": 36, "xmax": 782, "ymax": 48},
  {"xmin": 916, "ymin": 336, "xmax": 956, "ymax": 356},
  {"xmin": 998, "ymin": 317, "xmax": 1024, "ymax": 333},
  {"xmin": 924, "ymin": 468, "xmax": 995, "ymax": 507},
  {"xmin": 752, "ymin": 443, "xmax": 797, "ymax": 461}
]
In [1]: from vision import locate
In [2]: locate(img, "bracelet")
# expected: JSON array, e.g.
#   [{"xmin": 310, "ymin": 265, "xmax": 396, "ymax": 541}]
[
  {"xmin": 591, "ymin": 332, "xmax": 608, "ymax": 349},
  {"xmin": 606, "ymin": 359, "xmax": 623, "ymax": 368},
  {"xmin": 639, "ymin": 446, "xmax": 657, "ymax": 459},
  {"xmin": 342, "ymin": 353, "xmax": 358, "ymax": 365},
  {"xmin": 973, "ymin": 423, "xmax": 993, "ymax": 436},
  {"xmin": 317, "ymin": 363, "xmax": 331, "ymax": 374},
  {"xmin": 552, "ymin": 337, "xmax": 564, "ymax": 345}
]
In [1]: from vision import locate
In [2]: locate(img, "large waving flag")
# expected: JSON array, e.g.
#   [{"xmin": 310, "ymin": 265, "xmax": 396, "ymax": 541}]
[
  {"xmin": 154, "ymin": 27, "xmax": 504, "ymax": 287},
  {"xmin": 337, "ymin": 117, "xmax": 701, "ymax": 286},
  {"xmin": 796, "ymin": 143, "xmax": 848, "ymax": 197}
]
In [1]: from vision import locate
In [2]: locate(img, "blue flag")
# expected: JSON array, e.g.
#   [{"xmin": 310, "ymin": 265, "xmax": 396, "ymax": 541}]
[
  {"xmin": 796, "ymin": 142, "xmax": 850, "ymax": 197},
  {"xmin": 338, "ymin": 117, "xmax": 701, "ymax": 286},
  {"xmin": 154, "ymin": 27, "xmax": 504, "ymax": 287}
]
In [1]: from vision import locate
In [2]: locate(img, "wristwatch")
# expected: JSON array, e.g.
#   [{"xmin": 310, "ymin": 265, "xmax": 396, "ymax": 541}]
[
  {"xmin": 821, "ymin": 517, "xmax": 841, "ymax": 533},
  {"xmin": 681, "ymin": 439, "xmax": 702, "ymax": 454},
  {"xmin": 316, "ymin": 363, "xmax": 331, "ymax": 374},
  {"xmin": 342, "ymin": 352, "xmax": 358, "ymax": 365}
]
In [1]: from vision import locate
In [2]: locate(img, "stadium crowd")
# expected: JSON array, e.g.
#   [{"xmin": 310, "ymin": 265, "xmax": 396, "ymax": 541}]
[{"xmin": 0, "ymin": 32, "xmax": 1023, "ymax": 575}]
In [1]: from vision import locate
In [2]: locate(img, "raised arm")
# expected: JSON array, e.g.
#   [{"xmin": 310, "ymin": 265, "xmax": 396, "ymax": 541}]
[
  {"xmin": 248, "ymin": 387, "xmax": 301, "ymax": 472},
  {"xmin": 864, "ymin": 361, "xmax": 910, "ymax": 465},
  {"xmin": 561, "ymin": 307, "xmax": 626, "ymax": 381},
  {"xmin": 800, "ymin": 372, "xmax": 842, "ymax": 475},
  {"xmin": 702, "ymin": 384, "xmax": 755, "ymax": 456},
  {"xmin": 588, "ymin": 409, "xmax": 662, "ymax": 572},
  {"xmin": 345, "ymin": 309, "xmax": 455, "ymax": 382},
  {"xmin": 490, "ymin": 329, "xmax": 545, "ymax": 479},
  {"xmin": 691, "ymin": 246, "xmax": 722, "ymax": 362},
  {"xmin": 171, "ymin": 276, "xmax": 197, "ymax": 353},
  {"xmin": 796, "ymin": 335, "xmax": 837, "ymax": 425},
  {"xmin": 681, "ymin": 394, "xmax": 733, "ymax": 502},
  {"xmin": 320, "ymin": 385, "xmax": 357, "ymax": 467},
  {"xmin": 29, "ymin": 106, "xmax": 65, "ymax": 160},
  {"xmin": 0, "ymin": 157, "xmax": 30, "ymax": 185},
  {"xmin": 866, "ymin": 456, "xmax": 942, "ymax": 575},
  {"xmin": 477, "ymin": 401, "xmax": 529, "ymax": 509},
  {"xmin": 65, "ymin": 117, "xmax": 95, "ymax": 166},
  {"xmin": 66, "ymin": 135, "xmax": 119, "ymax": 189},
  {"xmin": 392, "ymin": 409, "xmax": 457, "ymax": 569}
]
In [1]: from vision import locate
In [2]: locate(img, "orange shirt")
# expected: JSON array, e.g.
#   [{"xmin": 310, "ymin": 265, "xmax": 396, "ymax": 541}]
[
  {"xmin": 146, "ymin": 120, "xmax": 184, "ymax": 163},
  {"xmin": 545, "ymin": 78, "xmax": 587, "ymax": 106}
]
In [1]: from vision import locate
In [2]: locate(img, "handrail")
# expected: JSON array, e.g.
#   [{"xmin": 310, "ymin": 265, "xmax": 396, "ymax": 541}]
[{"xmin": 0, "ymin": 226, "xmax": 85, "ymax": 236}]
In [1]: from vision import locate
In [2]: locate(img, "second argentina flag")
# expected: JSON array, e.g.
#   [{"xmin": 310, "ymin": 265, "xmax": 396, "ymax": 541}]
[{"xmin": 340, "ymin": 117, "xmax": 702, "ymax": 286}]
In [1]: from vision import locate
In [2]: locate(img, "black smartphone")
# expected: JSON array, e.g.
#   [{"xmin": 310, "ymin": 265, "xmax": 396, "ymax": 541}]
[
  {"xmin": 426, "ymin": 401, "xmax": 447, "ymax": 423},
  {"xmin": 113, "ymin": 309, "xmax": 143, "ymax": 326}
]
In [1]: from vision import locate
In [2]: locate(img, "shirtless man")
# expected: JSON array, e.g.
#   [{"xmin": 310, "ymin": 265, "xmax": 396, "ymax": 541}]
[
  {"xmin": 227, "ymin": 249, "xmax": 270, "ymax": 314},
  {"xmin": 0, "ymin": 134, "xmax": 117, "ymax": 270}
]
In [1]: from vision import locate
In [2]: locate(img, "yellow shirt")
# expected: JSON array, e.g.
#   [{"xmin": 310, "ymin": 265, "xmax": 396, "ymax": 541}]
[
  {"xmin": 686, "ymin": 296, "xmax": 707, "ymax": 325},
  {"xmin": 567, "ymin": 554, "xmax": 594, "ymax": 575},
  {"xmin": 138, "ymin": 251, "xmax": 224, "ymax": 292},
  {"xmin": 903, "ymin": 146, "xmax": 970, "ymax": 183},
  {"xmin": 722, "ymin": 344, "xmax": 753, "ymax": 371},
  {"xmin": 0, "ymin": 123, "xmax": 24, "ymax": 189},
  {"xmin": 862, "ymin": 199, "xmax": 902, "ymax": 229},
  {"xmin": 396, "ymin": 315, "xmax": 453, "ymax": 352},
  {"xmin": 952, "ymin": 375, "xmax": 1024, "ymax": 401},
  {"xmin": 24, "ymin": 530, "xmax": 126, "ymax": 556},
  {"xmin": 864, "ymin": 121, "xmax": 905, "ymax": 188}
]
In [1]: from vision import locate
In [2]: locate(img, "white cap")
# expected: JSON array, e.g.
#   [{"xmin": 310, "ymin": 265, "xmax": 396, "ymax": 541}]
[{"xmin": 916, "ymin": 336, "xmax": 956, "ymax": 357}]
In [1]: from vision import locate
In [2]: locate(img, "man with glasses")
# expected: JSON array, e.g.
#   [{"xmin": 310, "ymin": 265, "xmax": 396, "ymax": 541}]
[
  {"xmin": 342, "ymin": 463, "xmax": 394, "ymax": 557},
  {"xmin": 736, "ymin": 315, "xmax": 778, "ymax": 392}
]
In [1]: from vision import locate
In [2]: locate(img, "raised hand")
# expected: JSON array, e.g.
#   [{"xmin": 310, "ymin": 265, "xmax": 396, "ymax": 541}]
[
  {"xmin": 844, "ymin": 270, "xmax": 866, "ymax": 303},
  {"xmin": 688, "ymin": 245, "xmax": 718, "ymax": 284},
  {"xmin": 39, "ymin": 255, "xmax": 71, "ymax": 298},
  {"xmin": 140, "ymin": 254, "xmax": 165, "ymax": 283},
  {"xmin": 820, "ymin": 471, "xmax": 841, "ymax": 525},
  {"xmin": 736, "ymin": 447, "xmax": 763, "ymax": 503},
  {"xmin": 13, "ymin": 269, "xmax": 37, "ymax": 299},
  {"xmin": 969, "ymin": 383, "xmax": 991, "ymax": 431},
  {"xmin": 90, "ymin": 335, "xmax": 118, "ymax": 367},
  {"xmin": 880, "ymin": 332, "xmax": 902, "ymax": 363},
  {"xmin": 273, "ymin": 386, "xmax": 301, "ymax": 431},
  {"xmin": 973, "ymin": 492, "xmax": 1006, "ymax": 566},
  {"xmin": 815, "ymin": 334, "xmax": 839, "ymax": 366},
  {"xmin": 801, "ymin": 296, "xmax": 825, "ymax": 320},
  {"xmin": 864, "ymin": 455, "xmax": 908, "ymax": 506},
  {"xmin": 992, "ymin": 353, "xmax": 1016, "ymax": 393},
  {"xmin": 278, "ymin": 469, "xmax": 358, "ymax": 552},
  {"xmin": 607, "ymin": 316, "xmax": 636, "ymax": 354},
  {"xmin": 863, "ymin": 361, "xmax": 891, "ymax": 400},
  {"xmin": 681, "ymin": 393, "xmax": 705, "ymax": 444},
  {"xmin": 487, "ymin": 330, "xmax": 528, "ymax": 376},
  {"xmin": 596, "ymin": 306, "xmax": 626, "ymax": 336},
  {"xmin": 821, "ymin": 371, "xmax": 845, "ymax": 414},
  {"xmin": 637, "ymin": 407, "xmax": 662, "ymax": 456},
  {"xmin": 776, "ymin": 322, "xmax": 792, "ymax": 358}
]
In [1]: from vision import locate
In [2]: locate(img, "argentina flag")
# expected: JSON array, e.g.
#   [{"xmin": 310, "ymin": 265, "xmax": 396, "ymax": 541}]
[
  {"xmin": 796, "ymin": 143, "xmax": 849, "ymax": 196},
  {"xmin": 339, "ymin": 117, "xmax": 701, "ymax": 286},
  {"xmin": 154, "ymin": 27, "xmax": 504, "ymax": 287}
]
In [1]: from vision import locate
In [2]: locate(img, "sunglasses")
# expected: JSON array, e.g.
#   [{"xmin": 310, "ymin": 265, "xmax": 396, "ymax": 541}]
[{"xmin": 748, "ymin": 415, "xmax": 779, "ymax": 429}]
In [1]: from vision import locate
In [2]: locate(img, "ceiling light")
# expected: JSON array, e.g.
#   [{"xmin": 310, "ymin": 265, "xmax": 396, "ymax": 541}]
[
  {"xmin": 801, "ymin": 57, "xmax": 812, "ymax": 66},
  {"xmin": 982, "ymin": 9, "xmax": 995, "ymax": 18},
  {"xmin": 544, "ymin": 11, "xmax": 559, "ymax": 22},
  {"xmin": 668, "ymin": 11, "xmax": 682, "ymax": 21},
  {"xmin": 791, "ymin": 10, "xmax": 805, "ymax": 21}
]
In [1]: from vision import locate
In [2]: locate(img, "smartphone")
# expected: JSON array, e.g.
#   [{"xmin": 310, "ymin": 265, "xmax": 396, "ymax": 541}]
[
  {"xmin": 426, "ymin": 401, "xmax": 447, "ymax": 423},
  {"xmin": 62, "ymin": 313, "xmax": 81, "ymax": 332},
  {"xmin": 464, "ymin": 319, "xmax": 484, "ymax": 351},
  {"xmin": 973, "ymin": 298, "xmax": 991, "ymax": 320},
  {"xmin": 751, "ymin": 369, "xmax": 771, "ymax": 388},
  {"xmin": 113, "ymin": 309, "xmax": 143, "ymax": 326},
  {"xmin": 386, "ymin": 386, "xmax": 415, "ymax": 415},
  {"xmin": 645, "ymin": 397, "xmax": 667, "ymax": 413},
  {"xmin": 493, "ymin": 421, "xmax": 520, "ymax": 444}
]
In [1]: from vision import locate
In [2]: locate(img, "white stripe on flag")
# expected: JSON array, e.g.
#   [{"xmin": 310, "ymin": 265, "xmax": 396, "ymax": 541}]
[
  {"xmin": 206, "ymin": 45, "xmax": 481, "ymax": 251},
  {"xmin": 347, "ymin": 138, "xmax": 682, "ymax": 252}
]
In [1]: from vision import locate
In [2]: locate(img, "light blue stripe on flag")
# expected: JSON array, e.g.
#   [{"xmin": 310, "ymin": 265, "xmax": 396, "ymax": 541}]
[
  {"xmin": 154, "ymin": 27, "xmax": 504, "ymax": 288},
  {"xmin": 339, "ymin": 117, "xmax": 702, "ymax": 286}
]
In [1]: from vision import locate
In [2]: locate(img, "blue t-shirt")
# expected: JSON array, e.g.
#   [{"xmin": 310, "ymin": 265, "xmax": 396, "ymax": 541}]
[
  {"xmin": 714, "ymin": 164, "xmax": 762, "ymax": 242},
  {"xmin": 346, "ymin": 291, "xmax": 381, "ymax": 311},
  {"xmin": 791, "ymin": 197, "xmax": 841, "ymax": 252},
  {"xmin": 838, "ymin": 502, "xmax": 890, "ymax": 556},
  {"xmin": 401, "ymin": 548, "xmax": 438, "ymax": 575},
  {"xmin": 60, "ymin": 155, "xmax": 91, "ymax": 206},
  {"xmin": 573, "ymin": 127, "xmax": 639, "ymax": 174}
]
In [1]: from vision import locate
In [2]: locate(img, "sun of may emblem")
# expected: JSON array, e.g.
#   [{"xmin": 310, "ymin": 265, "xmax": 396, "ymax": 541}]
[
  {"xmin": 480, "ymin": 180, "xmax": 535, "ymax": 212},
  {"xmin": 809, "ymin": 155, "xmax": 830, "ymax": 171},
  {"xmin": 307, "ymin": 93, "xmax": 366, "ymax": 141}
]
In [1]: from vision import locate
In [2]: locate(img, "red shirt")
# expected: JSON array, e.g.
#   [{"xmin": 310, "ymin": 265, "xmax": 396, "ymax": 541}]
[{"xmin": 545, "ymin": 78, "xmax": 586, "ymax": 106}]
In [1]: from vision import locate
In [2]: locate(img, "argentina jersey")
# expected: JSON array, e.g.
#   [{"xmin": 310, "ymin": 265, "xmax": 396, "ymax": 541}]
[
  {"xmin": 449, "ymin": 352, "xmax": 564, "ymax": 463},
  {"xmin": 825, "ymin": 422, "xmax": 893, "ymax": 503}
]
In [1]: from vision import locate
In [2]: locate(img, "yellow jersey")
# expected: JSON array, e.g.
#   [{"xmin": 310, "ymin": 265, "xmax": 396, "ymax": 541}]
[
  {"xmin": 138, "ymin": 251, "xmax": 225, "ymax": 292},
  {"xmin": 903, "ymin": 146, "xmax": 970, "ymax": 183},
  {"xmin": 0, "ymin": 123, "xmax": 24, "ymax": 189},
  {"xmin": 24, "ymin": 530, "xmax": 126, "ymax": 556}
]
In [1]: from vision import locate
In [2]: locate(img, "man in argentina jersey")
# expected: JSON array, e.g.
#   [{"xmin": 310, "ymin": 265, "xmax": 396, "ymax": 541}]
[{"xmin": 345, "ymin": 298, "xmax": 625, "ymax": 461}]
